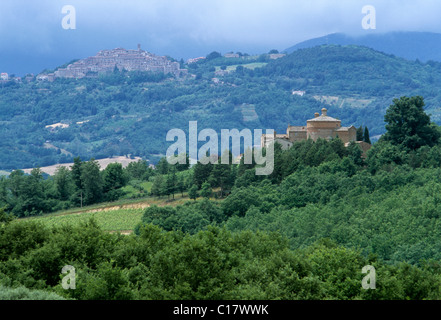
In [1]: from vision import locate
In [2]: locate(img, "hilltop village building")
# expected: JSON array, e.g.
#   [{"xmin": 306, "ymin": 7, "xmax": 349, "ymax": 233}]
[
  {"xmin": 262, "ymin": 108, "xmax": 371, "ymax": 154},
  {"xmin": 39, "ymin": 45, "xmax": 187, "ymax": 80}
]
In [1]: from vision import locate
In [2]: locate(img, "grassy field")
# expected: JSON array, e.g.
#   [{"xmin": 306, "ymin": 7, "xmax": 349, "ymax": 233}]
[{"xmin": 20, "ymin": 208, "xmax": 145, "ymax": 234}]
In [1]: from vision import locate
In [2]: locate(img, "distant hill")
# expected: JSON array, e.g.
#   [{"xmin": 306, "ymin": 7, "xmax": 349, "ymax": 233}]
[
  {"xmin": 3, "ymin": 44, "xmax": 441, "ymax": 170},
  {"xmin": 285, "ymin": 32, "xmax": 441, "ymax": 62}
]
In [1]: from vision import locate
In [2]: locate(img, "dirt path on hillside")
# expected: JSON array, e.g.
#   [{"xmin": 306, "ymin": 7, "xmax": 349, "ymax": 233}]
[{"xmin": 83, "ymin": 202, "xmax": 151, "ymax": 214}]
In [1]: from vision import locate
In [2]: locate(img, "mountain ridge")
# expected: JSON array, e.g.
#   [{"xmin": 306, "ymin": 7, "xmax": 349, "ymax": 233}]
[{"xmin": 285, "ymin": 31, "xmax": 441, "ymax": 62}]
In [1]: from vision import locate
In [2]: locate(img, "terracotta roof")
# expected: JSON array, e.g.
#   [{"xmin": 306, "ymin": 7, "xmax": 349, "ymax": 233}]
[
  {"xmin": 307, "ymin": 108, "xmax": 340, "ymax": 122},
  {"xmin": 307, "ymin": 115, "xmax": 341, "ymax": 122}
]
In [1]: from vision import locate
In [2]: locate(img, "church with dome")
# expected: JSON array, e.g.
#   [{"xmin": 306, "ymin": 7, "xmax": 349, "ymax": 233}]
[{"xmin": 261, "ymin": 108, "xmax": 369, "ymax": 152}]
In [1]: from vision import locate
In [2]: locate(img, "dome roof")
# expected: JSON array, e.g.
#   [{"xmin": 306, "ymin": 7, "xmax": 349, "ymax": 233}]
[{"xmin": 307, "ymin": 108, "xmax": 340, "ymax": 122}]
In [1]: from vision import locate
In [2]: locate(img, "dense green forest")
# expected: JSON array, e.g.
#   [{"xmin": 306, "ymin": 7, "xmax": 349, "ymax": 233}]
[
  {"xmin": 3, "ymin": 95, "xmax": 441, "ymax": 299},
  {"xmin": 3, "ymin": 45, "xmax": 441, "ymax": 169}
]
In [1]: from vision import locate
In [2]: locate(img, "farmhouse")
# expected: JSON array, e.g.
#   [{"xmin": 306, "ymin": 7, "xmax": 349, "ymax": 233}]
[
  {"xmin": 269, "ymin": 53, "xmax": 286, "ymax": 60},
  {"xmin": 224, "ymin": 52, "xmax": 240, "ymax": 58}
]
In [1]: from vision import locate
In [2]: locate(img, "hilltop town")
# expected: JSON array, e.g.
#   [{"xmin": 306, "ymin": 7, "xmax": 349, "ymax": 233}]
[
  {"xmin": 0, "ymin": 46, "xmax": 188, "ymax": 83},
  {"xmin": 34, "ymin": 45, "xmax": 188, "ymax": 81}
]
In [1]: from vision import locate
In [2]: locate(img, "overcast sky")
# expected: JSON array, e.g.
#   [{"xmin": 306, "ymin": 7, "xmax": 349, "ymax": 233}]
[{"xmin": 2, "ymin": 0, "xmax": 441, "ymax": 75}]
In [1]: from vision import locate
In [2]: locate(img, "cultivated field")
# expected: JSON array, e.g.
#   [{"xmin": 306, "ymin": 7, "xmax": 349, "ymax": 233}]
[{"xmin": 22, "ymin": 156, "xmax": 143, "ymax": 176}]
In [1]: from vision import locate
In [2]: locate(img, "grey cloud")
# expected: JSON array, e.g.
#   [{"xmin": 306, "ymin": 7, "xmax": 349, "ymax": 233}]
[{"xmin": 1, "ymin": 0, "xmax": 441, "ymax": 75}]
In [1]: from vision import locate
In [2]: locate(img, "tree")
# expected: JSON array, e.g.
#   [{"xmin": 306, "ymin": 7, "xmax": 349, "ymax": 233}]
[
  {"xmin": 156, "ymin": 157, "xmax": 169, "ymax": 175},
  {"xmin": 71, "ymin": 157, "xmax": 83, "ymax": 191},
  {"xmin": 209, "ymin": 151, "xmax": 234, "ymax": 198},
  {"xmin": 235, "ymin": 65, "xmax": 244, "ymax": 75},
  {"xmin": 383, "ymin": 96, "xmax": 440, "ymax": 150},
  {"xmin": 237, "ymin": 147, "xmax": 256, "ymax": 177},
  {"xmin": 174, "ymin": 153, "xmax": 190, "ymax": 172},
  {"xmin": 125, "ymin": 160, "xmax": 150, "ymax": 180},
  {"xmin": 184, "ymin": 172, "xmax": 194, "ymax": 193},
  {"xmin": 102, "ymin": 163, "xmax": 127, "ymax": 201},
  {"xmin": 206, "ymin": 51, "xmax": 222, "ymax": 60},
  {"xmin": 81, "ymin": 159, "xmax": 103, "ymax": 205},
  {"xmin": 221, "ymin": 187, "xmax": 260, "ymax": 217},
  {"xmin": 19, "ymin": 168, "xmax": 47, "ymax": 216},
  {"xmin": 269, "ymin": 142, "xmax": 284, "ymax": 184},
  {"xmin": 193, "ymin": 155, "xmax": 213, "ymax": 188},
  {"xmin": 54, "ymin": 166, "xmax": 74, "ymax": 201},
  {"xmin": 364, "ymin": 127, "xmax": 371, "ymax": 144},
  {"xmin": 366, "ymin": 140, "xmax": 406, "ymax": 174},
  {"xmin": 356, "ymin": 126, "xmax": 364, "ymax": 141},
  {"xmin": 166, "ymin": 167, "xmax": 178, "ymax": 200},
  {"xmin": 200, "ymin": 182, "xmax": 212, "ymax": 199},
  {"xmin": 151, "ymin": 175, "xmax": 165, "ymax": 198},
  {"xmin": 8, "ymin": 170, "xmax": 26, "ymax": 199},
  {"xmin": 329, "ymin": 137, "xmax": 348, "ymax": 158},
  {"xmin": 188, "ymin": 185, "xmax": 199, "ymax": 201},
  {"xmin": 0, "ymin": 207, "xmax": 14, "ymax": 225},
  {"xmin": 0, "ymin": 178, "xmax": 8, "ymax": 210},
  {"xmin": 176, "ymin": 174, "xmax": 186, "ymax": 197},
  {"xmin": 347, "ymin": 142, "xmax": 364, "ymax": 166}
]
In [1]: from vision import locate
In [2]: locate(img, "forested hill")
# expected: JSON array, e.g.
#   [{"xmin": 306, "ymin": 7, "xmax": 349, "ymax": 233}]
[{"xmin": 2, "ymin": 44, "xmax": 441, "ymax": 170}]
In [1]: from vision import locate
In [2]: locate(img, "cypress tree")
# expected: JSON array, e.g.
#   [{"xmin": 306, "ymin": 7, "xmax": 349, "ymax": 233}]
[
  {"xmin": 364, "ymin": 127, "xmax": 371, "ymax": 144},
  {"xmin": 356, "ymin": 126, "xmax": 364, "ymax": 141}
]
